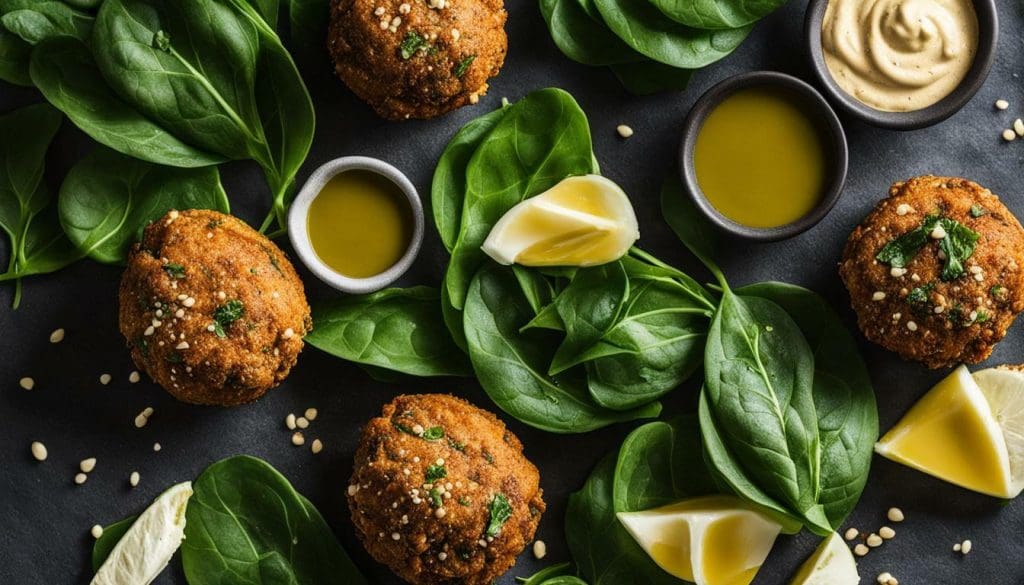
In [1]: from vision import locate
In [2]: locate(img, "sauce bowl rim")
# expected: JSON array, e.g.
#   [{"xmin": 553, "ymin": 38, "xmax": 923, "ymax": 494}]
[
  {"xmin": 804, "ymin": 0, "xmax": 998, "ymax": 131},
  {"xmin": 678, "ymin": 70, "xmax": 849, "ymax": 243},
  {"xmin": 287, "ymin": 156, "xmax": 425, "ymax": 294}
]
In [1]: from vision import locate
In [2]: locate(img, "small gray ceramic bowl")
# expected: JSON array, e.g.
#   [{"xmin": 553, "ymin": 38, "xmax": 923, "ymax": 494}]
[
  {"xmin": 678, "ymin": 71, "xmax": 849, "ymax": 242},
  {"xmin": 288, "ymin": 156, "xmax": 424, "ymax": 294},
  {"xmin": 805, "ymin": 0, "xmax": 998, "ymax": 131}
]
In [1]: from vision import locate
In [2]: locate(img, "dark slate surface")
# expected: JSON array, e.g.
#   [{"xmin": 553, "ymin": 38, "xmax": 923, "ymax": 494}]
[{"xmin": 2, "ymin": 1, "xmax": 1023, "ymax": 584}]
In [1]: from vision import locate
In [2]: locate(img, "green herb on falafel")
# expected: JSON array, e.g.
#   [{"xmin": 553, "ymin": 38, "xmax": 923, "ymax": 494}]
[
  {"xmin": 212, "ymin": 299, "xmax": 245, "ymax": 338},
  {"xmin": 425, "ymin": 463, "xmax": 447, "ymax": 482},
  {"xmin": 163, "ymin": 263, "xmax": 186, "ymax": 279},
  {"xmin": 486, "ymin": 493, "xmax": 512, "ymax": 537},
  {"xmin": 454, "ymin": 55, "xmax": 476, "ymax": 77},
  {"xmin": 423, "ymin": 426, "xmax": 445, "ymax": 441},
  {"xmin": 399, "ymin": 32, "xmax": 429, "ymax": 59}
]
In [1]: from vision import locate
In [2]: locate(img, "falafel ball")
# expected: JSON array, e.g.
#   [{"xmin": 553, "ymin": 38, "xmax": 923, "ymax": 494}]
[
  {"xmin": 118, "ymin": 210, "xmax": 311, "ymax": 406},
  {"xmin": 840, "ymin": 176, "xmax": 1024, "ymax": 368},
  {"xmin": 327, "ymin": 0, "xmax": 507, "ymax": 120},
  {"xmin": 349, "ymin": 394, "xmax": 544, "ymax": 585}
]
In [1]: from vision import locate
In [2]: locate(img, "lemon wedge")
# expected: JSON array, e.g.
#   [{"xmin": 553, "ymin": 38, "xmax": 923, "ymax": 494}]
[
  {"xmin": 973, "ymin": 365, "xmax": 1024, "ymax": 497},
  {"xmin": 481, "ymin": 174, "xmax": 639, "ymax": 267},
  {"xmin": 875, "ymin": 365, "xmax": 1016, "ymax": 498},
  {"xmin": 789, "ymin": 532, "xmax": 860, "ymax": 585},
  {"xmin": 616, "ymin": 495, "xmax": 781, "ymax": 585},
  {"xmin": 91, "ymin": 481, "xmax": 192, "ymax": 585}
]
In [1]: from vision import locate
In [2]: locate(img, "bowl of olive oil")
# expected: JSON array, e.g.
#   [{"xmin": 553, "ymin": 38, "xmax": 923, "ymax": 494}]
[
  {"xmin": 289, "ymin": 156, "xmax": 424, "ymax": 294},
  {"xmin": 678, "ymin": 71, "xmax": 848, "ymax": 242}
]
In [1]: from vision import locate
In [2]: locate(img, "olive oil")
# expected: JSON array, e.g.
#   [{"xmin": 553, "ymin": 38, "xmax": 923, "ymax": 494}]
[
  {"xmin": 307, "ymin": 170, "xmax": 413, "ymax": 278},
  {"xmin": 694, "ymin": 87, "xmax": 827, "ymax": 229}
]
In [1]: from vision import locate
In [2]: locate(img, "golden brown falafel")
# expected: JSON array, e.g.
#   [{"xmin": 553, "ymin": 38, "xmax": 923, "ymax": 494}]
[
  {"xmin": 328, "ymin": 0, "xmax": 507, "ymax": 120},
  {"xmin": 349, "ymin": 394, "xmax": 544, "ymax": 585},
  {"xmin": 118, "ymin": 210, "xmax": 311, "ymax": 406},
  {"xmin": 840, "ymin": 176, "xmax": 1024, "ymax": 369}
]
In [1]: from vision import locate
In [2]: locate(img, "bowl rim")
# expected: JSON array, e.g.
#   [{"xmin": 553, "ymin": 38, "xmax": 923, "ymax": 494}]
[
  {"xmin": 287, "ymin": 156, "xmax": 425, "ymax": 295},
  {"xmin": 677, "ymin": 70, "xmax": 849, "ymax": 243},
  {"xmin": 804, "ymin": 0, "xmax": 999, "ymax": 131}
]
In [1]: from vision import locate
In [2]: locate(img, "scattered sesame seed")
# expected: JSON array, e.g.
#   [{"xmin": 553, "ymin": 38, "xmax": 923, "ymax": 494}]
[
  {"xmin": 153, "ymin": 442, "xmax": 162, "ymax": 452},
  {"xmin": 91, "ymin": 525, "xmax": 104, "ymax": 539},
  {"xmin": 872, "ymin": 291, "xmax": 886, "ymax": 301},
  {"xmin": 877, "ymin": 572, "xmax": 898, "ymax": 585},
  {"xmin": 907, "ymin": 321, "xmax": 918, "ymax": 332},
  {"xmin": 996, "ymin": 99, "xmax": 1010, "ymax": 110},
  {"xmin": 435, "ymin": 507, "xmax": 447, "ymax": 519},
  {"xmin": 144, "ymin": 326, "xmax": 155, "ymax": 336},
  {"xmin": 616, "ymin": 124, "xmax": 634, "ymax": 138},
  {"xmin": 128, "ymin": 371, "xmax": 141, "ymax": 384},
  {"xmin": 130, "ymin": 471, "xmax": 140, "ymax": 487},
  {"xmin": 297, "ymin": 416, "xmax": 310, "ymax": 429},
  {"xmin": 348, "ymin": 485, "xmax": 359, "ymax": 496},
  {"xmin": 305, "ymin": 408, "xmax": 318, "ymax": 421},
  {"xmin": 1003, "ymin": 129, "xmax": 1017, "ymax": 142},
  {"xmin": 896, "ymin": 203, "xmax": 913, "ymax": 216},
  {"xmin": 168, "ymin": 210, "xmax": 179, "ymax": 220},
  {"xmin": 183, "ymin": 297, "xmax": 196, "ymax": 308},
  {"xmin": 19, "ymin": 377, "xmax": 34, "ymax": 390},
  {"xmin": 854, "ymin": 544, "xmax": 869, "ymax": 556},
  {"xmin": 175, "ymin": 341, "xmax": 189, "ymax": 350},
  {"xmin": 890, "ymin": 267, "xmax": 907, "ymax": 277},
  {"xmin": 374, "ymin": 6, "xmax": 385, "ymax": 15},
  {"xmin": 283, "ymin": 327, "xmax": 295, "ymax": 340},
  {"xmin": 74, "ymin": 473, "xmax": 88, "ymax": 485},
  {"xmin": 960, "ymin": 539, "xmax": 972, "ymax": 555},
  {"xmin": 1015, "ymin": 119, "xmax": 1024, "ymax": 137},
  {"xmin": 99, "ymin": 374, "xmax": 112, "ymax": 385},
  {"xmin": 379, "ymin": 20, "xmax": 388, "ymax": 29},
  {"xmin": 311, "ymin": 439, "xmax": 323, "ymax": 454},
  {"xmin": 879, "ymin": 526, "xmax": 896, "ymax": 539},
  {"xmin": 953, "ymin": 542, "xmax": 962, "ymax": 552},
  {"xmin": 533, "ymin": 540, "xmax": 547, "ymax": 559},
  {"xmin": 286, "ymin": 413, "xmax": 297, "ymax": 430},
  {"xmin": 30, "ymin": 441, "xmax": 47, "ymax": 461},
  {"xmin": 134, "ymin": 407, "xmax": 154, "ymax": 428},
  {"xmin": 867, "ymin": 533, "xmax": 883, "ymax": 547},
  {"xmin": 930, "ymin": 225, "xmax": 947, "ymax": 240},
  {"xmin": 391, "ymin": 532, "xmax": 401, "ymax": 541},
  {"xmin": 438, "ymin": 552, "xmax": 448, "ymax": 561},
  {"xmin": 292, "ymin": 432, "xmax": 305, "ymax": 446},
  {"xmin": 887, "ymin": 507, "xmax": 905, "ymax": 522},
  {"xmin": 49, "ymin": 328, "xmax": 65, "ymax": 343},
  {"xmin": 80, "ymin": 458, "xmax": 96, "ymax": 473},
  {"xmin": 412, "ymin": 424, "xmax": 425, "ymax": 436},
  {"xmin": 451, "ymin": 28, "xmax": 460, "ymax": 41},
  {"xmin": 844, "ymin": 527, "xmax": 859, "ymax": 541}
]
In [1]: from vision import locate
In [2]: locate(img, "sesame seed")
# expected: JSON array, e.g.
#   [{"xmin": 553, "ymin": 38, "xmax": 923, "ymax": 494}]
[
  {"xmin": 533, "ymin": 540, "xmax": 547, "ymax": 559},
  {"xmin": 79, "ymin": 458, "xmax": 96, "ymax": 473},
  {"xmin": 74, "ymin": 473, "xmax": 88, "ymax": 485},
  {"xmin": 99, "ymin": 374, "xmax": 111, "ymax": 385},
  {"xmin": 1016, "ymin": 119, "xmax": 1024, "ymax": 137},
  {"xmin": 296, "ymin": 416, "xmax": 309, "ymax": 429},
  {"xmin": 292, "ymin": 432, "xmax": 305, "ymax": 446},
  {"xmin": 616, "ymin": 124, "xmax": 634, "ymax": 138},
  {"xmin": 854, "ymin": 544, "xmax": 869, "ymax": 556},
  {"xmin": 175, "ymin": 341, "xmax": 189, "ymax": 350},
  {"xmin": 930, "ymin": 225, "xmax": 947, "ymax": 240},
  {"xmin": 435, "ymin": 507, "xmax": 447, "ymax": 518},
  {"xmin": 286, "ymin": 413, "xmax": 297, "ymax": 430},
  {"xmin": 129, "ymin": 371, "xmax": 141, "ymax": 384},
  {"xmin": 283, "ymin": 327, "xmax": 294, "ymax": 340},
  {"xmin": 890, "ymin": 267, "xmax": 907, "ymax": 277},
  {"xmin": 391, "ymin": 15, "xmax": 401, "ymax": 25},
  {"xmin": 129, "ymin": 471, "xmax": 140, "ymax": 487},
  {"xmin": 49, "ymin": 328, "xmax": 65, "ymax": 343},
  {"xmin": 30, "ymin": 441, "xmax": 47, "ymax": 461},
  {"xmin": 953, "ymin": 542, "xmax": 962, "ymax": 552},
  {"xmin": 379, "ymin": 20, "xmax": 388, "ymax": 29},
  {"xmin": 142, "ymin": 407, "xmax": 154, "ymax": 418},
  {"xmin": 879, "ymin": 526, "xmax": 896, "ymax": 539},
  {"xmin": 872, "ymin": 291, "xmax": 886, "ymax": 301},
  {"xmin": 1003, "ymin": 129, "xmax": 1017, "ymax": 142},
  {"xmin": 867, "ymin": 533, "xmax": 883, "ymax": 547},
  {"xmin": 907, "ymin": 321, "xmax": 918, "ymax": 332},
  {"xmin": 391, "ymin": 532, "xmax": 401, "ymax": 541},
  {"xmin": 960, "ymin": 539, "xmax": 972, "ymax": 555},
  {"xmin": 144, "ymin": 326, "xmax": 155, "ymax": 336},
  {"xmin": 183, "ymin": 297, "xmax": 195, "ymax": 308},
  {"xmin": 206, "ymin": 324, "xmax": 216, "ymax": 333},
  {"xmin": 348, "ymin": 485, "xmax": 359, "ymax": 496},
  {"xmin": 374, "ymin": 6, "xmax": 385, "ymax": 15},
  {"xmin": 438, "ymin": 552, "xmax": 448, "ymax": 561},
  {"xmin": 19, "ymin": 377, "xmax": 34, "ymax": 390},
  {"xmin": 175, "ymin": 309, "xmax": 185, "ymax": 318},
  {"xmin": 153, "ymin": 442, "xmax": 161, "ymax": 452},
  {"xmin": 896, "ymin": 203, "xmax": 913, "ymax": 216},
  {"xmin": 168, "ymin": 210, "xmax": 179, "ymax": 220},
  {"xmin": 311, "ymin": 439, "xmax": 323, "ymax": 454},
  {"xmin": 844, "ymin": 527, "xmax": 859, "ymax": 541},
  {"xmin": 887, "ymin": 507, "xmax": 905, "ymax": 522},
  {"xmin": 996, "ymin": 99, "xmax": 1010, "ymax": 110},
  {"xmin": 305, "ymin": 408, "xmax": 318, "ymax": 421},
  {"xmin": 91, "ymin": 525, "xmax": 104, "ymax": 539},
  {"xmin": 412, "ymin": 424, "xmax": 425, "ymax": 436},
  {"xmin": 399, "ymin": 2, "xmax": 410, "ymax": 13}
]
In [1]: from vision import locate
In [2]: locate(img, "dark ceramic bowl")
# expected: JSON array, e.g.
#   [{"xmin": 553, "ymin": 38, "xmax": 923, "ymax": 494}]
[
  {"xmin": 805, "ymin": 0, "xmax": 998, "ymax": 131},
  {"xmin": 678, "ymin": 71, "xmax": 848, "ymax": 242}
]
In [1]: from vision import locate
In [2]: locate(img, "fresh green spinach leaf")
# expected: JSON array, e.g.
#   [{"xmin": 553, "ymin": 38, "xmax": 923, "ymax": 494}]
[
  {"xmin": 0, "ymin": 0, "xmax": 93, "ymax": 45},
  {"xmin": 516, "ymin": 563, "xmax": 578, "ymax": 584},
  {"xmin": 58, "ymin": 147, "xmax": 229, "ymax": 264},
  {"xmin": 308, "ymin": 286, "xmax": 473, "ymax": 377},
  {"xmin": 549, "ymin": 261, "xmax": 629, "ymax": 375},
  {"xmin": 540, "ymin": 0, "xmax": 642, "ymax": 66},
  {"xmin": 0, "ymin": 27, "xmax": 32, "ymax": 86},
  {"xmin": 648, "ymin": 0, "xmax": 787, "ymax": 30}
]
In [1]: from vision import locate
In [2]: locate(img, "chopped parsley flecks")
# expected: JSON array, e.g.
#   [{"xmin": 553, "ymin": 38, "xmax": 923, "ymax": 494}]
[
  {"xmin": 454, "ymin": 55, "xmax": 476, "ymax": 78},
  {"xmin": 991, "ymin": 285, "xmax": 1008, "ymax": 302},
  {"xmin": 448, "ymin": 437, "xmax": 466, "ymax": 452},
  {"xmin": 970, "ymin": 204, "xmax": 988, "ymax": 218},
  {"xmin": 163, "ymin": 263, "xmax": 186, "ymax": 279},
  {"xmin": 976, "ymin": 309, "xmax": 991, "ymax": 323},
  {"xmin": 482, "ymin": 450, "xmax": 495, "ymax": 465},
  {"xmin": 486, "ymin": 494, "xmax": 512, "ymax": 537},
  {"xmin": 428, "ymin": 488, "xmax": 443, "ymax": 508},
  {"xmin": 422, "ymin": 426, "xmax": 445, "ymax": 441},
  {"xmin": 393, "ymin": 420, "xmax": 417, "ymax": 436},
  {"xmin": 876, "ymin": 215, "xmax": 980, "ymax": 281},
  {"xmin": 458, "ymin": 496, "xmax": 472, "ymax": 506},
  {"xmin": 400, "ymin": 32, "xmax": 429, "ymax": 60},
  {"xmin": 212, "ymin": 299, "xmax": 245, "ymax": 338},
  {"xmin": 907, "ymin": 283, "xmax": 935, "ymax": 305},
  {"xmin": 206, "ymin": 219, "xmax": 223, "ymax": 229},
  {"xmin": 425, "ymin": 463, "xmax": 447, "ymax": 483}
]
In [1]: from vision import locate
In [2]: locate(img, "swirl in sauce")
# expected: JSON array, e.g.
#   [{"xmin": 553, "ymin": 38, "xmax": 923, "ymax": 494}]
[{"xmin": 822, "ymin": 0, "xmax": 978, "ymax": 112}]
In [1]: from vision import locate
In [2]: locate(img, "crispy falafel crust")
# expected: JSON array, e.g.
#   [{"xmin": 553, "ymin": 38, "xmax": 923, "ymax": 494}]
[
  {"xmin": 118, "ymin": 210, "xmax": 311, "ymax": 406},
  {"xmin": 349, "ymin": 394, "xmax": 544, "ymax": 585},
  {"xmin": 328, "ymin": 0, "xmax": 507, "ymax": 120},
  {"xmin": 840, "ymin": 176, "xmax": 1024, "ymax": 369}
]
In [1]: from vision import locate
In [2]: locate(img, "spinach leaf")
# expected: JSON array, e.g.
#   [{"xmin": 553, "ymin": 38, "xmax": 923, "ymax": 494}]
[
  {"xmin": 0, "ymin": 104, "xmax": 81, "ymax": 308},
  {"xmin": 517, "ymin": 563, "xmax": 583, "ymax": 584},
  {"xmin": 737, "ymin": 282, "xmax": 877, "ymax": 528},
  {"xmin": 463, "ymin": 264, "xmax": 660, "ymax": 433},
  {"xmin": 30, "ymin": 37, "xmax": 228, "ymax": 168},
  {"xmin": 540, "ymin": 0, "xmax": 642, "ymax": 66},
  {"xmin": 549, "ymin": 261, "xmax": 629, "ymax": 375},
  {"xmin": 593, "ymin": 0, "xmax": 751, "ymax": 69},
  {"xmin": 876, "ymin": 215, "xmax": 979, "ymax": 281},
  {"xmin": 445, "ymin": 88, "xmax": 597, "ymax": 310},
  {"xmin": 441, "ymin": 279, "xmax": 470, "ymax": 353},
  {"xmin": 0, "ymin": 0, "xmax": 93, "ymax": 45},
  {"xmin": 649, "ymin": 0, "xmax": 787, "ymax": 30},
  {"xmin": 659, "ymin": 174, "xmax": 725, "ymax": 285},
  {"xmin": 308, "ymin": 286, "xmax": 473, "ymax": 377},
  {"xmin": 513, "ymin": 264, "xmax": 556, "ymax": 315},
  {"xmin": 90, "ymin": 0, "xmax": 314, "ymax": 231},
  {"xmin": 431, "ymin": 105, "xmax": 508, "ymax": 252},
  {"xmin": 58, "ymin": 147, "xmax": 229, "ymax": 264},
  {"xmin": 0, "ymin": 27, "xmax": 32, "ymax": 86},
  {"xmin": 522, "ymin": 300, "xmax": 566, "ymax": 332},
  {"xmin": 91, "ymin": 515, "xmax": 137, "ymax": 571},
  {"xmin": 702, "ymin": 290, "xmax": 831, "ymax": 534},
  {"xmin": 181, "ymin": 456, "xmax": 368, "ymax": 585},
  {"xmin": 610, "ymin": 60, "xmax": 693, "ymax": 95}
]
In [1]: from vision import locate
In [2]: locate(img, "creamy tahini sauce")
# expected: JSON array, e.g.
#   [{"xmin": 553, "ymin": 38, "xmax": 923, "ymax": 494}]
[{"xmin": 822, "ymin": 0, "xmax": 978, "ymax": 112}]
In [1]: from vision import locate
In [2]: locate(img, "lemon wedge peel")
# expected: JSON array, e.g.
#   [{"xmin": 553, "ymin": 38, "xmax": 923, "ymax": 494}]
[
  {"xmin": 875, "ymin": 365, "xmax": 1014, "ymax": 498},
  {"xmin": 616, "ymin": 495, "xmax": 782, "ymax": 585},
  {"xmin": 973, "ymin": 366, "xmax": 1024, "ymax": 498},
  {"xmin": 91, "ymin": 481, "xmax": 193, "ymax": 585},
  {"xmin": 789, "ymin": 532, "xmax": 860, "ymax": 585},
  {"xmin": 481, "ymin": 174, "xmax": 640, "ymax": 268}
]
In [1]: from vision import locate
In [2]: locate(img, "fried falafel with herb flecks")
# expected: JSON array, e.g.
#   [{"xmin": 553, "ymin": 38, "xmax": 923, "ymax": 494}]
[
  {"xmin": 118, "ymin": 209, "xmax": 311, "ymax": 406},
  {"xmin": 348, "ymin": 394, "xmax": 544, "ymax": 585},
  {"xmin": 328, "ymin": 0, "xmax": 507, "ymax": 120},
  {"xmin": 840, "ymin": 176, "xmax": 1024, "ymax": 369}
]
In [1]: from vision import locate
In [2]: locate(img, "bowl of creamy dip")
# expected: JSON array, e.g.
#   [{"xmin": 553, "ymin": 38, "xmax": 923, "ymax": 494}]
[{"xmin": 806, "ymin": 0, "xmax": 997, "ymax": 130}]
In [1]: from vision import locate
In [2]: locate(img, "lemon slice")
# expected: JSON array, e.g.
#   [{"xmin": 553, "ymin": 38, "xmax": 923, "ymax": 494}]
[
  {"xmin": 91, "ymin": 481, "xmax": 193, "ymax": 585},
  {"xmin": 481, "ymin": 174, "xmax": 640, "ymax": 267},
  {"xmin": 790, "ymin": 532, "xmax": 860, "ymax": 585},
  {"xmin": 616, "ymin": 495, "xmax": 781, "ymax": 585},
  {"xmin": 875, "ymin": 366, "xmax": 1013, "ymax": 498},
  {"xmin": 973, "ymin": 365, "xmax": 1024, "ymax": 497}
]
